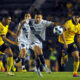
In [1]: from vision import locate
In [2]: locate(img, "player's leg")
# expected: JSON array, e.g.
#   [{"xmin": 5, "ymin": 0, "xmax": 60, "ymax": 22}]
[
  {"xmin": 25, "ymin": 49, "xmax": 30, "ymax": 72},
  {"xmin": 4, "ymin": 47, "xmax": 13, "ymax": 72},
  {"xmin": 15, "ymin": 48, "xmax": 26, "ymax": 72},
  {"xmin": 14, "ymin": 42, "xmax": 27, "ymax": 72},
  {"xmin": 33, "ymin": 45, "xmax": 51, "ymax": 74},
  {"xmin": 31, "ymin": 45, "xmax": 42, "ymax": 77},
  {"xmin": 0, "ymin": 43, "xmax": 14, "ymax": 75},
  {"xmin": 57, "ymin": 42, "xmax": 65, "ymax": 71},
  {"xmin": 61, "ymin": 49, "xmax": 68, "ymax": 66},
  {"xmin": 72, "ymin": 51, "xmax": 80, "ymax": 77},
  {"xmin": 0, "ymin": 54, "xmax": 5, "ymax": 72},
  {"xmin": 4, "ymin": 47, "xmax": 14, "ymax": 75},
  {"xmin": 20, "ymin": 48, "xmax": 27, "ymax": 72},
  {"xmin": 68, "ymin": 43, "xmax": 80, "ymax": 77}
]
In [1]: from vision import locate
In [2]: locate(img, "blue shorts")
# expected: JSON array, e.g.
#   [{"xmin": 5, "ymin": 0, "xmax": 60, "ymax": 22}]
[
  {"xmin": 0, "ymin": 43, "xmax": 8, "ymax": 52},
  {"xmin": 57, "ymin": 42, "xmax": 79, "ymax": 56}
]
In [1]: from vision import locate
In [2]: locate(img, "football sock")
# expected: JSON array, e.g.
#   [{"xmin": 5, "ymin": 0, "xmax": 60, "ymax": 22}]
[
  {"xmin": 39, "ymin": 54, "xmax": 46, "ymax": 67},
  {"xmin": 15, "ymin": 57, "xmax": 21, "ymax": 63},
  {"xmin": 7, "ymin": 56, "xmax": 13, "ymax": 72},
  {"xmin": 21, "ymin": 58, "xmax": 25, "ymax": 70},
  {"xmin": 0, "ymin": 61, "xmax": 4, "ymax": 71},
  {"xmin": 73, "ymin": 61, "xmax": 79, "ymax": 73},
  {"xmin": 36, "ymin": 57, "xmax": 40, "ymax": 70}
]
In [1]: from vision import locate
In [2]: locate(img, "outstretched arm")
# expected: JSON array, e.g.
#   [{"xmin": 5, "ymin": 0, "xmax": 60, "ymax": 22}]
[
  {"xmin": 2, "ymin": 35, "xmax": 19, "ymax": 45},
  {"xmin": 8, "ymin": 29, "xmax": 17, "ymax": 38},
  {"xmin": 76, "ymin": 34, "xmax": 80, "ymax": 48},
  {"xmin": 16, "ymin": 19, "xmax": 26, "ymax": 37},
  {"xmin": 61, "ymin": 32, "xmax": 68, "ymax": 48}
]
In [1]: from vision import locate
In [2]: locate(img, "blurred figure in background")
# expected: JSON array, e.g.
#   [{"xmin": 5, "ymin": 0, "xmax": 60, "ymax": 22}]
[{"xmin": 49, "ymin": 47, "xmax": 57, "ymax": 72}]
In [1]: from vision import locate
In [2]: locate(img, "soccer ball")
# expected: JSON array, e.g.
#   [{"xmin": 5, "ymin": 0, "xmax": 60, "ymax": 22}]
[{"xmin": 53, "ymin": 26, "xmax": 63, "ymax": 35}]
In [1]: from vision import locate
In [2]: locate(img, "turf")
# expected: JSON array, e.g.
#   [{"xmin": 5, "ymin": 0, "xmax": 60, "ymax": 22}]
[{"xmin": 0, "ymin": 72, "xmax": 80, "ymax": 80}]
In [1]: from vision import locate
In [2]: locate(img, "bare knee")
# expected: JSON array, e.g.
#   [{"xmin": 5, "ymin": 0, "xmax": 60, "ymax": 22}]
[
  {"xmin": 4, "ymin": 47, "xmax": 13, "ymax": 57},
  {"xmin": 19, "ymin": 48, "xmax": 26, "ymax": 58},
  {"xmin": 72, "ymin": 51, "xmax": 79, "ymax": 62},
  {"xmin": 74, "ymin": 56, "xmax": 79, "ymax": 62}
]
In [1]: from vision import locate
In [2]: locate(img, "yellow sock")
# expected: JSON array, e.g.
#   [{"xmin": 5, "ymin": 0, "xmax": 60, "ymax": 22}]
[
  {"xmin": 0, "ymin": 61, "xmax": 4, "ymax": 71},
  {"xmin": 7, "ymin": 57, "xmax": 13, "ymax": 72},
  {"xmin": 73, "ymin": 61, "xmax": 79, "ymax": 73}
]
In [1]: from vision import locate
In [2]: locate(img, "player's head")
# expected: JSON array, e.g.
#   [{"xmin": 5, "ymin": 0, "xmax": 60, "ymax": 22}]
[
  {"xmin": 35, "ymin": 10, "xmax": 43, "ymax": 23},
  {"xmin": 24, "ymin": 12, "xmax": 31, "ymax": 19},
  {"xmin": 7, "ymin": 16, "xmax": 12, "ymax": 25},
  {"xmin": 0, "ymin": 13, "xmax": 9, "ymax": 25},
  {"xmin": 72, "ymin": 12, "xmax": 80, "ymax": 25}
]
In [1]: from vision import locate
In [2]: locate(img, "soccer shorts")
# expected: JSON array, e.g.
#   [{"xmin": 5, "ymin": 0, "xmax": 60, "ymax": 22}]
[{"xmin": 57, "ymin": 42, "xmax": 79, "ymax": 56}]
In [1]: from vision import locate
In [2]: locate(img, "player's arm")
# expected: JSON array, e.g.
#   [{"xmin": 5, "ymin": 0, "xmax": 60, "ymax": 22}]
[
  {"xmin": 61, "ymin": 23, "xmax": 68, "ymax": 48},
  {"xmin": 76, "ymin": 34, "xmax": 80, "ymax": 47},
  {"xmin": 2, "ymin": 35, "xmax": 19, "ymax": 45},
  {"xmin": 8, "ymin": 29, "xmax": 17, "ymax": 38},
  {"xmin": 16, "ymin": 19, "xmax": 26, "ymax": 37},
  {"xmin": 61, "ymin": 32, "xmax": 68, "ymax": 48}
]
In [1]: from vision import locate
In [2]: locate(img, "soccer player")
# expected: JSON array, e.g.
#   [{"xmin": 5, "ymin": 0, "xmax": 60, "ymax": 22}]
[
  {"xmin": 0, "ymin": 14, "xmax": 19, "ymax": 75},
  {"xmin": 25, "ymin": 10, "xmax": 54, "ymax": 77},
  {"xmin": 14, "ymin": 12, "xmax": 31, "ymax": 72},
  {"xmin": 58, "ymin": 12, "xmax": 80, "ymax": 77}
]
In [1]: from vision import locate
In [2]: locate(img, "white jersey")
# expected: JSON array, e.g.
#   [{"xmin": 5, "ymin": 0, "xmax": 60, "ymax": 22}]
[
  {"xmin": 18, "ymin": 22, "xmax": 31, "ymax": 50},
  {"xmin": 28, "ymin": 19, "xmax": 52, "ymax": 41},
  {"xmin": 27, "ymin": 19, "xmax": 52, "ymax": 49}
]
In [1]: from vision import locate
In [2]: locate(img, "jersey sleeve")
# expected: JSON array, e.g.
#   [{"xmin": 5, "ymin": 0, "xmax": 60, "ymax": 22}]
[
  {"xmin": 63, "ymin": 20, "xmax": 70, "ymax": 30},
  {"xmin": 0, "ymin": 24, "xmax": 4, "ymax": 35},
  {"xmin": 43, "ymin": 20, "xmax": 52, "ymax": 27},
  {"xmin": 77, "ymin": 24, "xmax": 80, "ymax": 34}
]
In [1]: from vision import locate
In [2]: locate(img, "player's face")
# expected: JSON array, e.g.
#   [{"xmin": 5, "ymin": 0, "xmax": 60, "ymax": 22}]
[
  {"xmin": 73, "ymin": 16, "xmax": 80, "ymax": 24},
  {"xmin": 35, "ymin": 14, "xmax": 43, "ymax": 23},
  {"xmin": 24, "ymin": 13, "xmax": 31, "ymax": 19},
  {"xmin": 7, "ymin": 17, "xmax": 11, "ymax": 25},
  {"xmin": 2, "ymin": 17, "xmax": 7, "ymax": 26}
]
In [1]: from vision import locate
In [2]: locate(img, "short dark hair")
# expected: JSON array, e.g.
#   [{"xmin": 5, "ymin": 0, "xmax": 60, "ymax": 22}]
[
  {"xmin": 35, "ymin": 9, "xmax": 42, "ymax": 15},
  {"xmin": 0, "ymin": 13, "xmax": 9, "ymax": 21},
  {"xmin": 25, "ymin": 11, "xmax": 31, "ymax": 14}
]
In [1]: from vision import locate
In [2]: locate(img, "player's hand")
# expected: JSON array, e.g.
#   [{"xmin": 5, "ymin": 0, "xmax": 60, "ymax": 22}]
[
  {"xmin": 64, "ymin": 44, "xmax": 68, "ymax": 49},
  {"xmin": 13, "ymin": 42, "xmax": 19, "ymax": 45},
  {"xmin": 21, "ymin": 19, "xmax": 26, "ymax": 25}
]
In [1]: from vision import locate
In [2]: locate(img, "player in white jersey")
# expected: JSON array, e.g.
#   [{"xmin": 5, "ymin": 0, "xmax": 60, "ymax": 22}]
[
  {"xmin": 26, "ymin": 11, "xmax": 54, "ymax": 77},
  {"xmin": 14, "ymin": 12, "xmax": 31, "ymax": 72}
]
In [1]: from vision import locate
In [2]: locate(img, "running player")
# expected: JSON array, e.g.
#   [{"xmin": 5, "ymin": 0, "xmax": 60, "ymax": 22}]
[
  {"xmin": 14, "ymin": 12, "xmax": 31, "ymax": 72},
  {"xmin": 58, "ymin": 12, "xmax": 80, "ymax": 77},
  {"xmin": 25, "ymin": 10, "xmax": 54, "ymax": 77},
  {"xmin": 0, "ymin": 14, "xmax": 19, "ymax": 75}
]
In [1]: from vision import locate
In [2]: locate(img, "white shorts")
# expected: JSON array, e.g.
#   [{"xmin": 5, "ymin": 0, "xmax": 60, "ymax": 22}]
[
  {"xmin": 30, "ymin": 41, "xmax": 42, "ymax": 49},
  {"xmin": 18, "ymin": 41, "xmax": 26, "ymax": 50},
  {"xmin": 18, "ymin": 40, "xmax": 30, "ymax": 50}
]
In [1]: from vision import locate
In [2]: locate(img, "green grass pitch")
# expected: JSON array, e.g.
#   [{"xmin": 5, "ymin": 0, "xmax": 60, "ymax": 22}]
[{"xmin": 0, "ymin": 72, "xmax": 80, "ymax": 80}]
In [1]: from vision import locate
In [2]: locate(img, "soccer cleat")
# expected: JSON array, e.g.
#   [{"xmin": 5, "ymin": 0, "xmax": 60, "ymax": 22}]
[
  {"xmin": 73, "ymin": 73, "xmax": 80, "ymax": 77},
  {"xmin": 12, "ymin": 65, "xmax": 16, "ymax": 72},
  {"xmin": 44, "ymin": 65, "xmax": 51, "ymax": 74},
  {"xmin": 22, "ymin": 69, "xmax": 27, "ymax": 72},
  {"xmin": 36, "ymin": 70, "xmax": 43, "ymax": 77},
  {"xmin": 37, "ymin": 71, "xmax": 43, "ymax": 77},
  {"xmin": 7, "ymin": 72, "xmax": 14, "ymax": 76},
  {"xmin": 2, "ymin": 68, "xmax": 5, "ymax": 72}
]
